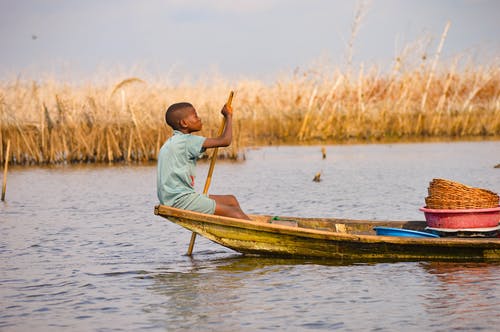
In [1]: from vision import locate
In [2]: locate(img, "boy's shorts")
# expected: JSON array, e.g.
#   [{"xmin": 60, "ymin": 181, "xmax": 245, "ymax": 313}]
[{"xmin": 174, "ymin": 192, "xmax": 216, "ymax": 214}]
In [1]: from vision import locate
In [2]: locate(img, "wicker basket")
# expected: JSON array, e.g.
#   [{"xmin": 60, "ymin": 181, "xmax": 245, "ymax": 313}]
[{"xmin": 425, "ymin": 178, "xmax": 499, "ymax": 209}]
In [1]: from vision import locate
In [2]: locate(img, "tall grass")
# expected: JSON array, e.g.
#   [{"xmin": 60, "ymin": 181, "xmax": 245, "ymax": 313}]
[{"xmin": 1, "ymin": 59, "xmax": 499, "ymax": 165}]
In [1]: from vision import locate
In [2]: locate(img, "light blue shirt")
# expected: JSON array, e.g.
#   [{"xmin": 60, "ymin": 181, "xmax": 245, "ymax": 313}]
[{"xmin": 157, "ymin": 131, "xmax": 206, "ymax": 206}]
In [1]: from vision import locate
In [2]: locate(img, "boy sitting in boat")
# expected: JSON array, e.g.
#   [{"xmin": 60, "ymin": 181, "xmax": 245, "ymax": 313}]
[{"xmin": 157, "ymin": 102, "xmax": 250, "ymax": 220}]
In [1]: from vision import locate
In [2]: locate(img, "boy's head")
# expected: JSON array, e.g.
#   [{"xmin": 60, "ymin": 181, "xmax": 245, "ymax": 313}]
[{"xmin": 165, "ymin": 102, "xmax": 202, "ymax": 132}]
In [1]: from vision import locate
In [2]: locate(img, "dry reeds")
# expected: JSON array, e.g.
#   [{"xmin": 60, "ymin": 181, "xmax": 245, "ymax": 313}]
[{"xmin": 0, "ymin": 57, "xmax": 499, "ymax": 165}]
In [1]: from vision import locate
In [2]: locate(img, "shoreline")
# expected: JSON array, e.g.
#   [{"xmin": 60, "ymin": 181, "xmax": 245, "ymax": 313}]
[{"xmin": 3, "ymin": 137, "xmax": 499, "ymax": 168}]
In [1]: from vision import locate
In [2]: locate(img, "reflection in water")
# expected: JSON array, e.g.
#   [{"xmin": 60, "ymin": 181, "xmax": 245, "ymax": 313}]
[
  {"xmin": 150, "ymin": 271, "xmax": 245, "ymax": 329},
  {"xmin": 147, "ymin": 257, "xmax": 299, "ymax": 329},
  {"xmin": 420, "ymin": 262, "xmax": 500, "ymax": 330},
  {"xmin": 146, "ymin": 256, "xmax": 500, "ymax": 331},
  {"xmin": 147, "ymin": 256, "xmax": 363, "ymax": 330},
  {"xmin": 148, "ymin": 256, "xmax": 352, "ymax": 330}
]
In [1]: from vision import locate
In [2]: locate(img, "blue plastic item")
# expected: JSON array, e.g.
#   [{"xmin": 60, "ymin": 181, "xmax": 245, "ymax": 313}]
[{"xmin": 373, "ymin": 226, "xmax": 440, "ymax": 238}]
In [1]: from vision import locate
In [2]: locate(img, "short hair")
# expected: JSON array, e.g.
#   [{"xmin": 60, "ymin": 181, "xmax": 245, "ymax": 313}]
[{"xmin": 165, "ymin": 102, "xmax": 193, "ymax": 130}]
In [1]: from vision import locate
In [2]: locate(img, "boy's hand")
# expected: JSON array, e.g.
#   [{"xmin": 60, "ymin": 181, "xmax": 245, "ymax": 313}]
[{"xmin": 221, "ymin": 104, "xmax": 233, "ymax": 117}]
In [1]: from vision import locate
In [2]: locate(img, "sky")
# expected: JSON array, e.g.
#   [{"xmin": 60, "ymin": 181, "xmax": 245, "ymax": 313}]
[{"xmin": 0, "ymin": 0, "xmax": 498, "ymax": 82}]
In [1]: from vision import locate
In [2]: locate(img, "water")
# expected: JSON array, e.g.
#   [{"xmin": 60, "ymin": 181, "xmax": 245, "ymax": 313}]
[{"xmin": 1, "ymin": 141, "xmax": 499, "ymax": 331}]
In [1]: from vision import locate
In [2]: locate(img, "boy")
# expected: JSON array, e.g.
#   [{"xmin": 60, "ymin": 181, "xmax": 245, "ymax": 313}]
[{"xmin": 157, "ymin": 102, "xmax": 250, "ymax": 220}]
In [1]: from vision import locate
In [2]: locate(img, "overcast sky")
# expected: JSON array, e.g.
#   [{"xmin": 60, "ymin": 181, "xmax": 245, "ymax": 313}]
[{"xmin": 0, "ymin": 0, "xmax": 498, "ymax": 82}]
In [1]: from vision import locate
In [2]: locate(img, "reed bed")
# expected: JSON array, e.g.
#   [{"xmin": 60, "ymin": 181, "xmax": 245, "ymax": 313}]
[{"xmin": 1, "ymin": 61, "xmax": 499, "ymax": 165}]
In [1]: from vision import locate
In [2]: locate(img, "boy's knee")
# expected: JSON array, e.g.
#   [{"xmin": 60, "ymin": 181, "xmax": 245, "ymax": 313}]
[
  {"xmin": 222, "ymin": 194, "xmax": 239, "ymax": 206},
  {"xmin": 228, "ymin": 194, "xmax": 238, "ymax": 204}
]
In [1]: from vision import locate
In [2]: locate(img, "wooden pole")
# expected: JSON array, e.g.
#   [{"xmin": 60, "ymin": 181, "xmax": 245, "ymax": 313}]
[
  {"xmin": 2, "ymin": 139, "xmax": 11, "ymax": 201},
  {"xmin": 187, "ymin": 91, "xmax": 234, "ymax": 256}
]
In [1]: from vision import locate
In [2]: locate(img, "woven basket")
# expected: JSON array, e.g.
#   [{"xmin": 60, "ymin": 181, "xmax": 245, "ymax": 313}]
[{"xmin": 425, "ymin": 178, "xmax": 499, "ymax": 209}]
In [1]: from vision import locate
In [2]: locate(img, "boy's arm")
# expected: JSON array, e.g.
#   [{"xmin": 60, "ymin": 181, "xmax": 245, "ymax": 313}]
[{"xmin": 203, "ymin": 105, "xmax": 233, "ymax": 148}]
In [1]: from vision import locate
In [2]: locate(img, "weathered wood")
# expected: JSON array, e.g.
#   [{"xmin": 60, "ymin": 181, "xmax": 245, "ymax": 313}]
[
  {"xmin": 154, "ymin": 204, "xmax": 500, "ymax": 261},
  {"xmin": 2, "ymin": 140, "xmax": 10, "ymax": 201}
]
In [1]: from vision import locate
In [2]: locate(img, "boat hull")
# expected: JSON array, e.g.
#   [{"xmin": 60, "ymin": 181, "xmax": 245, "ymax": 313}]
[{"xmin": 154, "ymin": 205, "xmax": 500, "ymax": 261}]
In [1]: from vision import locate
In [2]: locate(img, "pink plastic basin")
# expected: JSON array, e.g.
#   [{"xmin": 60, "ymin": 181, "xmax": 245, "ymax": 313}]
[{"xmin": 419, "ymin": 206, "xmax": 500, "ymax": 229}]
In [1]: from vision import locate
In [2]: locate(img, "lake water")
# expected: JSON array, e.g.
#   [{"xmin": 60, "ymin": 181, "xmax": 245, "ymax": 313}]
[{"xmin": 1, "ymin": 141, "xmax": 500, "ymax": 331}]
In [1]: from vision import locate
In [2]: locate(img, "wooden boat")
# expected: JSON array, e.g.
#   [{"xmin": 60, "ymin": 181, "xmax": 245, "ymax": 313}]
[{"xmin": 154, "ymin": 205, "xmax": 500, "ymax": 261}]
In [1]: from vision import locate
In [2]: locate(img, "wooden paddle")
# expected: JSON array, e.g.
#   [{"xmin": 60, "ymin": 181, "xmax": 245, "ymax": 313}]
[{"xmin": 186, "ymin": 91, "xmax": 234, "ymax": 256}]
